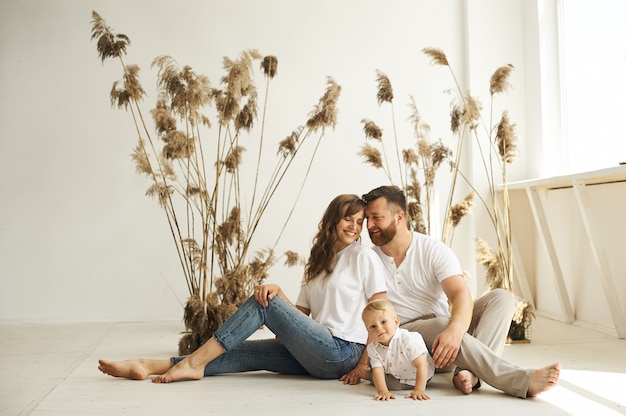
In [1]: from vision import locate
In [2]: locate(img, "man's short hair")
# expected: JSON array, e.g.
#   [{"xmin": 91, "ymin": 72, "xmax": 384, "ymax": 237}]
[{"xmin": 362, "ymin": 185, "xmax": 407, "ymax": 213}]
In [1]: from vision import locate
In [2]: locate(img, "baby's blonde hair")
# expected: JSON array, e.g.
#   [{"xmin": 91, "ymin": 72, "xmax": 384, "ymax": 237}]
[{"xmin": 362, "ymin": 299, "xmax": 396, "ymax": 321}]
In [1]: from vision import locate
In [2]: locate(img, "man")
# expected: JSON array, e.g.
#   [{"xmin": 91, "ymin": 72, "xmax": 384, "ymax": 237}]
[{"xmin": 342, "ymin": 185, "xmax": 560, "ymax": 398}]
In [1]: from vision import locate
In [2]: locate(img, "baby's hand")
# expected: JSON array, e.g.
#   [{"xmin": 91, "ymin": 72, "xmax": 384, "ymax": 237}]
[
  {"xmin": 405, "ymin": 389, "xmax": 430, "ymax": 401},
  {"xmin": 374, "ymin": 391, "xmax": 396, "ymax": 401}
]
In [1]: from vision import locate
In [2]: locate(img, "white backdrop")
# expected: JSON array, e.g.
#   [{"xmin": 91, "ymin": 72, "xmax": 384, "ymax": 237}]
[{"xmin": 0, "ymin": 0, "xmax": 530, "ymax": 322}]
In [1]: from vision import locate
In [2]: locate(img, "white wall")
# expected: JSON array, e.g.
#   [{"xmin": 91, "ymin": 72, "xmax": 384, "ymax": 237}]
[{"xmin": 0, "ymin": 0, "xmax": 547, "ymax": 323}]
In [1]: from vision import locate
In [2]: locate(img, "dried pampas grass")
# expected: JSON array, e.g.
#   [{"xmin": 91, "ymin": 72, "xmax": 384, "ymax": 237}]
[
  {"xmin": 358, "ymin": 46, "xmax": 524, "ymax": 316},
  {"xmin": 91, "ymin": 11, "xmax": 338, "ymax": 354}
]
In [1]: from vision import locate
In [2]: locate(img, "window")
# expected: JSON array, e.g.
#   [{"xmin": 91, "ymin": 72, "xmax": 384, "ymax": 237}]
[{"xmin": 561, "ymin": 0, "xmax": 626, "ymax": 173}]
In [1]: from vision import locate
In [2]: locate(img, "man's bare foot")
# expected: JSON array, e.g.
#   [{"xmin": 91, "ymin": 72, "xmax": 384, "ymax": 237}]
[
  {"xmin": 527, "ymin": 363, "xmax": 561, "ymax": 397},
  {"xmin": 453, "ymin": 370, "xmax": 479, "ymax": 395},
  {"xmin": 152, "ymin": 359, "xmax": 205, "ymax": 383},
  {"xmin": 98, "ymin": 359, "xmax": 150, "ymax": 380}
]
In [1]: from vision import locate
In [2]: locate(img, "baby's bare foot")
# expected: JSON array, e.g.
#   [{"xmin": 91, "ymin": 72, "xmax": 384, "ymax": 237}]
[
  {"xmin": 152, "ymin": 359, "xmax": 204, "ymax": 383},
  {"xmin": 453, "ymin": 370, "xmax": 478, "ymax": 395},
  {"xmin": 527, "ymin": 363, "xmax": 561, "ymax": 397},
  {"xmin": 98, "ymin": 359, "xmax": 149, "ymax": 380}
]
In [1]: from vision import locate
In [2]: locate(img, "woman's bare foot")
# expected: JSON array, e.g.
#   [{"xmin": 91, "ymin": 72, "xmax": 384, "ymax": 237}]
[
  {"xmin": 152, "ymin": 359, "xmax": 205, "ymax": 383},
  {"xmin": 98, "ymin": 359, "xmax": 151, "ymax": 380},
  {"xmin": 453, "ymin": 370, "xmax": 479, "ymax": 394},
  {"xmin": 152, "ymin": 336, "xmax": 224, "ymax": 383},
  {"xmin": 527, "ymin": 363, "xmax": 561, "ymax": 397}
]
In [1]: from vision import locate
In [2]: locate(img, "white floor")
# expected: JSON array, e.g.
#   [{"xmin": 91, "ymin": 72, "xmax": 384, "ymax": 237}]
[{"xmin": 2, "ymin": 316, "xmax": 625, "ymax": 416}]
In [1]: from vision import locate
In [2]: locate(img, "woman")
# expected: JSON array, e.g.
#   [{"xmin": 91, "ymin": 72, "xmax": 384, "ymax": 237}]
[{"xmin": 98, "ymin": 194, "xmax": 387, "ymax": 382}]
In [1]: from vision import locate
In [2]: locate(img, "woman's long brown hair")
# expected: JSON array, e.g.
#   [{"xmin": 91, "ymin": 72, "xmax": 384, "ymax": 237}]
[{"xmin": 303, "ymin": 194, "xmax": 365, "ymax": 283}]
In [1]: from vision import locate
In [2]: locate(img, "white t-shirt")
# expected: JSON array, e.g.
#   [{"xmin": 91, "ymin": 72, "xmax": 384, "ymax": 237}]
[
  {"xmin": 296, "ymin": 241, "xmax": 387, "ymax": 344},
  {"xmin": 372, "ymin": 232, "xmax": 463, "ymax": 323},
  {"xmin": 367, "ymin": 327, "xmax": 435, "ymax": 385}
]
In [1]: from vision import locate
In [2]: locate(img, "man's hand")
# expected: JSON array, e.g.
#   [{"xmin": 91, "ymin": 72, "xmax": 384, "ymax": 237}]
[
  {"xmin": 339, "ymin": 363, "xmax": 370, "ymax": 385},
  {"xmin": 431, "ymin": 325, "xmax": 464, "ymax": 368},
  {"xmin": 433, "ymin": 275, "xmax": 472, "ymax": 368}
]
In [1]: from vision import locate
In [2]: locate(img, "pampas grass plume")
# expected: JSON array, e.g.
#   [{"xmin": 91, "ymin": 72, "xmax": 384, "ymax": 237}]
[
  {"xmin": 490, "ymin": 64, "xmax": 514, "ymax": 95},
  {"xmin": 496, "ymin": 111, "xmax": 518, "ymax": 164},
  {"xmin": 375, "ymin": 70, "xmax": 394, "ymax": 104},
  {"xmin": 422, "ymin": 47, "xmax": 449, "ymax": 66},
  {"xmin": 261, "ymin": 55, "xmax": 278, "ymax": 79},
  {"xmin": 359, "ymin": 144, "xmax": 384, "ymax": 169},
  {"xmin": 449, "ymin": 192, "xmax": 474, "ymax": 227}
]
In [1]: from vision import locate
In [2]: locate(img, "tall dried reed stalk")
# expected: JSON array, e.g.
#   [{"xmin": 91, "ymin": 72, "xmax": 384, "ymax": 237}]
[
  {"xmin": 359, "ymin": 47, "xmax": 530, "ymax": 337},
  {"xmin": 421, "ymin": 49, "xmax": 518, "ymax": 293},
  {"xmin": 90, "ymin": 11, "xmax": 339, "ymax": 353},
  {"xmin": 360, "ymin": 73, "xmax": 455, "ymax": 235}
]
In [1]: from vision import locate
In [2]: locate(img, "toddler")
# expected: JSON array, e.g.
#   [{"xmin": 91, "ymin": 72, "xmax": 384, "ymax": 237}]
[{"xmin": 362, "ymin": 299, "xmax": 435, "ymax": 401}]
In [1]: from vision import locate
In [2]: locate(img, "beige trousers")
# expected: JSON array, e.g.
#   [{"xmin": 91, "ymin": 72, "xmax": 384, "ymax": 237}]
[{"xmin": 401, "ymin": 288, "xmax": 532, "ymax": 398}]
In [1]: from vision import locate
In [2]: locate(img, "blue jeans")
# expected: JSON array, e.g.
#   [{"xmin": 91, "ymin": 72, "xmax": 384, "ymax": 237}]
[{"xmin": 171, "ymin": 296, "xmax": 365, "ymax": 379}]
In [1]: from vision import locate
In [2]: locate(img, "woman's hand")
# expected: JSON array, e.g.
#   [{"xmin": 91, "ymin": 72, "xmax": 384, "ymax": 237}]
[
  {"xmin": 253, "ymin": 284, "xmax": 282, "ymax": 307},
  {"xmin": 340, "ymin": 363, "xmax": 371, "ymax": 385}
]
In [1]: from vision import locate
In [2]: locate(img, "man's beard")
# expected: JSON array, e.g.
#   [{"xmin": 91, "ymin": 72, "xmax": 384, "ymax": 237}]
[{"xmin": 369, "ymin": 222, "xmax": 397, "ymax": 246}]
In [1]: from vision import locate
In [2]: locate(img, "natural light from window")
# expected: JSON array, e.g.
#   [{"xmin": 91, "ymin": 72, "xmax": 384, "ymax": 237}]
[{"xmin": 561, "ymin": 0, "xmax": 626, "ymax": 174}]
